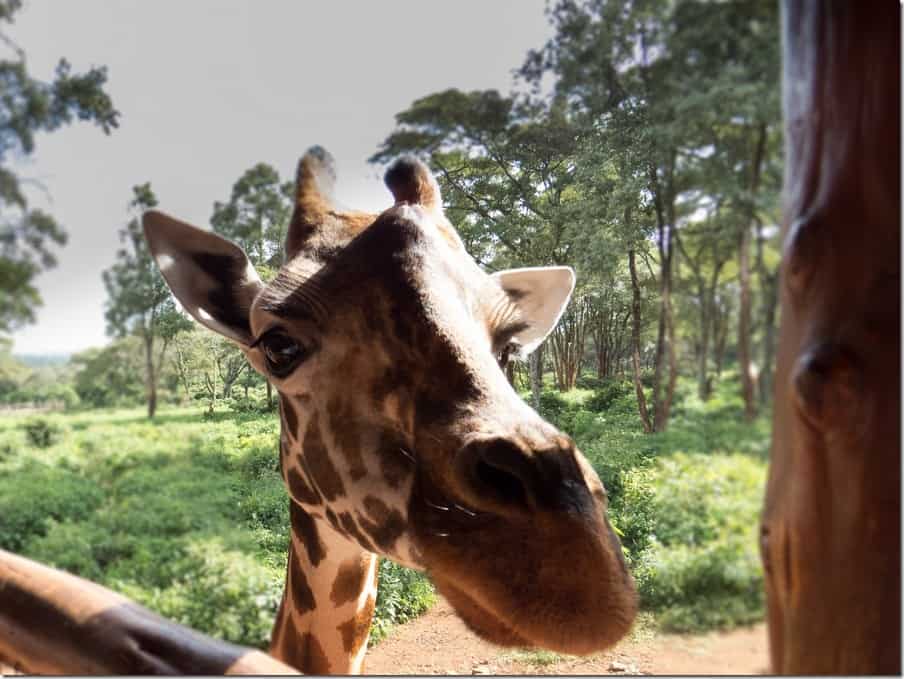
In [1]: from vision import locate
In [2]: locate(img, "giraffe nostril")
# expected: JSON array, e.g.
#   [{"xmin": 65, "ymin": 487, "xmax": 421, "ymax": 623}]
[
  {"xmin": 474, "ymin": 457, "xmax": 528, "ymax": 509},
  {"xmin": 457, "ymin": 438, "xmax": 538, "ymax": 514}
]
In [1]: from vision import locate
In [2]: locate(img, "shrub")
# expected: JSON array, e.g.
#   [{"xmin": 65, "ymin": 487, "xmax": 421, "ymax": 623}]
[
  {"xmin": 118, "ymin": 539, "xmax": 284, "ymax": 649},
  {"xmin": 0, "ymin": 463, "xmax": 104, "ymax": 551},
  {"xmin": 537, "ymin": 390, "xmax": 570, "ymax": 420},
  {"xmin": 372, "ymin": 559, "xmax": 436, "ymax": 644},
  {"xmin": 22, "ymin": 417, "xmax": 63, "ymax": 448},
  {"xmin": 23, "ymin": 520, "xmax": 109, "ymax": 581},
  {"xmin": 584, "ymin": 379, "xmax": 634, "ymax": 413},
  {"xmin": 610, "ymin": 452, "xmax": 767, "ymax": 632},
  {"xmin": 632, "ymin": 537, "xmax": 765, "ymax": 632}
]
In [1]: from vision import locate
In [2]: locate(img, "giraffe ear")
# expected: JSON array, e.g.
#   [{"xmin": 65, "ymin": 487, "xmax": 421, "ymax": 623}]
[
  {"xmin": 384, "ymin": 156, "xmax": 442, "ymax": 212},
  {"xmin": 143, "ymin": 210, "xmax": 263, "ymax": 346},
  {"xmin": 492, "ymin": 266, "xmax": 576, "ymax": 355}
]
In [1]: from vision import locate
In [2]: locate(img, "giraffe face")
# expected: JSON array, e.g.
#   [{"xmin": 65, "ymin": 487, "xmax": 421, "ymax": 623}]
[{"xmin": 144, "ymin": 149, "xmax": 637, "ymax": 656}]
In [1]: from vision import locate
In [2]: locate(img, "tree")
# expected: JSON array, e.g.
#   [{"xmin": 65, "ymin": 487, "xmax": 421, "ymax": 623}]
[
  {"xmin": 210, "ymin": 163, "xmax": 293, "ymax": 278},
  {"xmin": 102, "ymin": 184, "xmax": 190, "ymax": 417},
  {"xmin": 0, "ymin": 0, "xmax": 118, "ymax": 335},
  {"xmin": 71, "ymin": 338, "xmax": 145, "ymax": 409},
  {"xmin": 373, "ymin": 90, "xmax": 588, "ymax": 405},
  {"xmin": 521, "ymin": 0, "xmax": 781, "ymax": 429},
  {"xmin": 210, "ymin": 163, "xmax": 293, "ymax": 408}
]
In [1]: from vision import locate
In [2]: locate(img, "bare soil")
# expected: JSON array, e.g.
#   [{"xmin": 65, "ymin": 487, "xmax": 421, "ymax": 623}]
[{"xmin": 365, "ymin": 598, "xmax": 770, "ymax": 675}]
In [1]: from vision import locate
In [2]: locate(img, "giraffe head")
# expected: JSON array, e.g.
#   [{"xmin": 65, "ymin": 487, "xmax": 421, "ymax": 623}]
[{"xmin": 144, "ymin": 147, "xmax": 636, "ymax": 655}]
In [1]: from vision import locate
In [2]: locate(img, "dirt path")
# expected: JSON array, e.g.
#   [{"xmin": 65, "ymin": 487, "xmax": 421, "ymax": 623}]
[{"xmin": 366, "ymin": 598, "xmax": 769, "ymax": 675}]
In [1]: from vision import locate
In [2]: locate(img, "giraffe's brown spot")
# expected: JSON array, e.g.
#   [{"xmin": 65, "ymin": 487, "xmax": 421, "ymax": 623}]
[
  {"xmin": 371, "ymin": 364, "xmax": 403, "ymax": 404},
  {"xmin": 378, "ymin": 430, "xmax": 414, "ymax": 489},
  {"xmin": 358, "ymin": 496, "xmax": 406, "ymax": 553},
  {"xmin": 281, "ymin": 397, "xmax": 299, "ymax": 441},
  {"xmin": 300, "ymin": 632, "xmax": 331, "ymax": 675},
  {"xmin": 287, "ymin": 549, "xmax": 317, "ymax": 615},
  {"xmin": 287, "ymin": 466, "xmax": 322, "ymax": 506},
  {"xmin": 329, "ymin": 397, "xmax": 367, "ymax": 481},
  {"xmin": 303, "ymin": 413, "xmax": 346, "ymax": 501},
  {"xmin": 325, "ymin": 507, "xmax": 344, "ymax": 535},
  {"xmin": 339, "ymin": 511, "xmax": 375, "ymax": 553},
  {"xmin": 290, "ymin": 502, "xmax": 326, "ymax": 567},
  {"xmin": 337, "ymin": 594, "xmax": 377, "ymax": 655},
  {"xmin": 271, "ymin": 609, "xmax": 304, "ymax": 670},
  {"xmin": 330, "ymin": 555, "xmax": 372, "ymax": 607}
]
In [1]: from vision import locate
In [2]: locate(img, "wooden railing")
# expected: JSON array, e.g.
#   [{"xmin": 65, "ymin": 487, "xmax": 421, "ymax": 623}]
[{"xmin": 0, "ymin": 550, "xmax": 298, "ymax": 675}]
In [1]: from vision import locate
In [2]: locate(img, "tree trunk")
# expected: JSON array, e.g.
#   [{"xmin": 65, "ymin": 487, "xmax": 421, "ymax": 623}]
[
  {"xmin": 628, "ymin": 249, "xmax": 653, "ymax": 434},
  {"xmin": 738, "ymin": 123, "xmax": 767, "ymax": 421},
  {"xmin": 761, "ymin": 3, "xmax": 899, "ymax": 673},
  {"xmin": 713, "ymin": 298, "xmax": 731, "ymax": 376},
  {"xmin": 529, "ymin": 345, "xmax": 543, "ymax": 409},
  {"xmin": 755, "ymin": 219, "xmax": 780, "ymax": 406},
  {"xmin": 737, "ymin": 220, "xmax": 756, "ymax": 420},
  {"xmin": 143, "ymin": 334, "xmax": 157, "ymax": 419},
  {"xmin": 266, "ymin": 381, "xmax": 274, "ymax": 410}
]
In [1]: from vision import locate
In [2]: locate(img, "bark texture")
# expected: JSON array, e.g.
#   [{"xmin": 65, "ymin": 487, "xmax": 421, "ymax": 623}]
[{"xmin": 761, "ymin": 2, "xmax": 900, "ymax": 673}]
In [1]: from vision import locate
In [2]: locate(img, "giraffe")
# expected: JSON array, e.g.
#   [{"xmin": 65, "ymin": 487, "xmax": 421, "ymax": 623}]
[{"xmin": 143, "ymin": 147, "xmax": 637, "ymax": 674}]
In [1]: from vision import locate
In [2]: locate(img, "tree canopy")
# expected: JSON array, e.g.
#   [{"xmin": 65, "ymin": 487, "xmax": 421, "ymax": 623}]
[{"xmin": 0, "ymin": 0, "xmax": 119, "ymax": 335}]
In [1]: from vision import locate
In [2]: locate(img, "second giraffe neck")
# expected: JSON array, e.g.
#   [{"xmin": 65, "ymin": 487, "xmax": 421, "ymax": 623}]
[{"xmin": 270, "ymin": 502, "xmax": 379, "ymax": 674}]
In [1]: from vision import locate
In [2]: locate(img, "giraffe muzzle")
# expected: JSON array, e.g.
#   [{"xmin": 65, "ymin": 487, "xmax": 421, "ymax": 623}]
[{"xmin": 452, "ymin": 435, "xmax": 596, "ymax": 522}]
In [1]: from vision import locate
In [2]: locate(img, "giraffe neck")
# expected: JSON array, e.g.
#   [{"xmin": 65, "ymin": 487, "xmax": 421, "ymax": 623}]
[{"xmin": 270, "ymin": 502, "xmax": 378, "ymax": 674}]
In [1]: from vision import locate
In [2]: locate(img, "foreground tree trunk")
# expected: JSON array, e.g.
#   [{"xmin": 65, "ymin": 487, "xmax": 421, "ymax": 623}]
[{"xmin": 761, "ymin": 2, "xmax": 900, "ymax": 674}]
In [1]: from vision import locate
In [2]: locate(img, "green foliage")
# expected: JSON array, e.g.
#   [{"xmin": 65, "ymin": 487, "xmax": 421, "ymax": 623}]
[
  {"xmin": 71, "ymin": 338, "xmax": 146, "ymax": 407},
  {"xmin": 372, "ymin": 559, "xmax": 436, "ymax": 644},
  {"xmin": 210, "ymin": 163, "xmax": 294, "ymax": 274},
  {"xmin": 529, "ymin": 374, "xmax": 769, "ymax": 632},
  {"xmin": 21, "ymin": 417, "xmax": 62, "ymax": 448},
  {"xmin": 0, "ymin": 406, "xmax": 434, "ymax": 648},
  {"xmin": 102, "ymin": 184, "xmax": 192, "ymax": 417},
  {"xmin": 0, "ymin": 1, "xmax": 118, "ymax": 334},
  {"xmin": 118, "ymin": 540, "xmax": 284, "ymax": 648},
  {"xmin": 0, "ymin": 461, "xmax": 104, "ymax": 551}
]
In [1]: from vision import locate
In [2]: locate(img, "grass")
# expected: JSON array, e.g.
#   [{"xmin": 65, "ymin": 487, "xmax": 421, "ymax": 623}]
[
  {"xmin": 0, "ymin": 368, "xmax": 771, "ymax": 648},
  {"xmin": 0, "ymin": 405, "xmax": 432, "ymax": 648}
]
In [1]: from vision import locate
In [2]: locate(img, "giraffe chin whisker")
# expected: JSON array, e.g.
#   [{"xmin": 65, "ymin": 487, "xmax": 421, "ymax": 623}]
[
  {"xmin": 396, "ymin": 446, "xmax": 416, "ymax": 464},
  {"xmin": 453, "ymin": 503, "xmax": 479, "ymax": 517}
]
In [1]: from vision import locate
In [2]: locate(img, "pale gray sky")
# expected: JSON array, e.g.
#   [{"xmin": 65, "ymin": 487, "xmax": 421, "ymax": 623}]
[{"xmin": 8, "ymin": 0, "xmax": 552, "ymax": 355}]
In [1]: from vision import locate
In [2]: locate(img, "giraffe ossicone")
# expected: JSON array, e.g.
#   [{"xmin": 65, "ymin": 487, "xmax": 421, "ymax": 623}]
[{"xmin": 144, "ymin": 147, "xmax": 637, "ymax": 674}]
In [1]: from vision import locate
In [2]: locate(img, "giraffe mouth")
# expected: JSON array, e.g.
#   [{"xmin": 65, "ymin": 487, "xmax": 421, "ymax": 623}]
[
  {"xmin": 412, "ymin": 470, "xmax": 499, "ymax": 536},
  {"xmin": 432, "ymin": 578, "xmax": 532, "ymax": 648}
]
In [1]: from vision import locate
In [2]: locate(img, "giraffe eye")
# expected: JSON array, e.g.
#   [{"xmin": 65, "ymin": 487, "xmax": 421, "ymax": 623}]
[{"xmin": 258, "ymin": 329, "xmax": 307, "ymax": 378}]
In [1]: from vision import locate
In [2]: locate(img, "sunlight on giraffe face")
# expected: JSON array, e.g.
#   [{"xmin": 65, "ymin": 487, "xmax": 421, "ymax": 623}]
[
  {"xmin": 144, "ymin": 149, "xmax": 637, "ymax": 656},
  {"xmin": 245, "ymin": 201, "xmax": 532, "ymax": 568}
]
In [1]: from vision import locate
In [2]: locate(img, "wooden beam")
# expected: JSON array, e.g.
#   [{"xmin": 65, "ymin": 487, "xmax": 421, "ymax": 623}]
[
  {"xmin": 0, "ymin": 549, "xmax": 299, "ymax": 675},
  {"xmin": 762, "ymin": 2, "xmax": 900, "ymax": 674}
]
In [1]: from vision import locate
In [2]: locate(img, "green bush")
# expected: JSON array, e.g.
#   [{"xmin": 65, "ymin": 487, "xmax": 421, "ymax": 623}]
[
  {"xmin": 632, "ymin": 537, "xmax": 765, "ymax": 632},
  {"xmin": 372, "ymin": 559, "xmax": 436, "ymax": 644},
  {"xmin": 23, "ymin": 520, "xmax": 110, "ymax": 581},
  {"xmin": 610, "ymin": 452, "xmax": 767, "ymax": 631},
  {"xmin": 0, "ymin": 463, "xmax": 104, "ymax": 551},
  {"xmin": 118, "ymin": 539, "xmax": 284, "ymax": 648},
  {"xmin": 584, "ymin": 379, "xmax": 635, "ymax": 412},
  {"xmin": 22, "ymin": 417, "xmax": 63, "ymax": 448}
]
